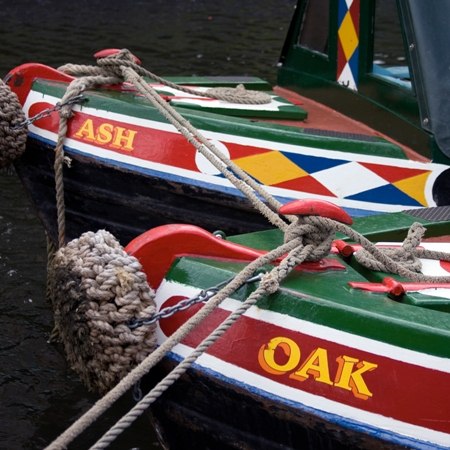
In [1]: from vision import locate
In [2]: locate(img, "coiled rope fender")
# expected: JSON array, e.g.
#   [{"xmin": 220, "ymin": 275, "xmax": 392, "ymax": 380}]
[
  {"xmin": 0, "ymin": 79, "xmax": 27, "ymax": 168},
  {"xmin": 49, "ymin": 229, "xmax": 157, "ymax": 394}
]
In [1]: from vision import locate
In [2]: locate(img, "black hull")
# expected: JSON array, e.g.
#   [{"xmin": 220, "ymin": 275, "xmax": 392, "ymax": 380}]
[
  {"xmin": 147, "ymin": 360, "xmax": 401, "ymax": 450},
  {"xmin": 14, "ymin": 139, "xmax": 272, "ymax": 246}
]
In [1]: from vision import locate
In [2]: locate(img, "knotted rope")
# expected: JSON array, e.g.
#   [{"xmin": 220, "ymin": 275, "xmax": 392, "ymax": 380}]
[
  {"xmin": 323, "ymin": 217, "xmax": 450, "ymax": 282},
  {"xmin": 45, "ymin": 210, "xmax": 329, "ymax": 450},
  {"xmin": 354, "ymin": 221, "xmax": 425, "ymax": 273},
  {"xmin": 45, "ymin": 212, "xmax": 450, "ymax": 450},
  {"xmin": 49, "ymin": 230, "xmax": 157, "ymax": 394},
  {"xmin": 0, "ymin": 79, "xmax": 28, "ymax": 168}
]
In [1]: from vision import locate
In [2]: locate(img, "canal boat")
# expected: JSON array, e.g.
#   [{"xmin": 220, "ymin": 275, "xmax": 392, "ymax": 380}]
[
  {"xmin": 3, "ymin": 0, "xmax": 450, "ymax": 245},
  {"xmin": 125, "ymin": 201, "xmax": 450, "ymax": 449}
]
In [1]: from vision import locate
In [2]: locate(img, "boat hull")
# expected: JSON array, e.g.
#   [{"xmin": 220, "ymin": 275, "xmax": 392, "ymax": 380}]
[
  {"xmin": 9, "ymin": 71, "xmax": 450, "ymax": 245},
  {"xmin": 148, "ymin": 359, "xmax": 403, "ymax": 450},
  {"xmin": 15, "ymin": 138, "xmax": 271, "ymax": 245}
]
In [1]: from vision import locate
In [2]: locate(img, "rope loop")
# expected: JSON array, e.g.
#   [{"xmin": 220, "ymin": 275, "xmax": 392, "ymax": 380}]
[
  {"xmin": 354, "ymin": 222, "xmax": 425, "ymax": 273},
  {"xmin": 94, "ymin": 48, "xmax": 272, "ymax": 104},
  {"xmin": 206, "ymin": 83, "xmax": 272, "ymax": 105}
]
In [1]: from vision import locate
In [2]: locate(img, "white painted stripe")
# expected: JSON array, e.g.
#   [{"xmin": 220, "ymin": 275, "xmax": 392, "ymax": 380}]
[
  {"xmin": 154, "ymin": 280, "xmax": 450, "ymax": 373},
  {"xmin": 24, "ymin": 90, "xmax": 445, "ymax": 169}
]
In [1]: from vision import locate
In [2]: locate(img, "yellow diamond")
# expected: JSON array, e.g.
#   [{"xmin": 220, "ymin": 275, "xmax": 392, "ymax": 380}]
[
  {"xmin": 338, "ymin": 12, "xmax": 359, "ymax": 61},
  {"xmin": 234, "ymin": 151, "xmax": 308, "ymax": 185}
]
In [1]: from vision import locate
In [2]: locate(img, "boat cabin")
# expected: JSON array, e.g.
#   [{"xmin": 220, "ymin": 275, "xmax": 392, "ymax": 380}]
[{"xmin": 278, "ymin": 0, "xmax": 450, "ymax": 166}]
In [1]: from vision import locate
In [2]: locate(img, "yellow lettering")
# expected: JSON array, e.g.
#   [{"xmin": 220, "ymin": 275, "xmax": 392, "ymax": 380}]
[
  {"xmin": 290, "ymin": 347, "xmax": 333, "ymax": 385},
  {"xmin": 96, "ymin": 123, "xmax": 114, "ymax": 144},
  {"xmin": 257, "ymin": 337, "xmax": 378, "ymax": 400},
  {"xmin": 74, "ymin": 119, "xmax": 95, "ymax": 141},
  {"xmin": 334, "ymin": 355, "xmax": 378, "ymax": 400},
  {"xmin": 258, "ymin": 337, "xmax": 301, "ymax": 375},
  {"xmin": 111, "ymin": 126, "xmax": 137, "ymax": 151}
]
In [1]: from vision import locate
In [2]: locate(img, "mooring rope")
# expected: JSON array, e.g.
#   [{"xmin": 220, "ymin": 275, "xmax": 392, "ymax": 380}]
[
  {"xmin": 119, "ymin": 65, "xmax": 289, "ymax": 230},
  {"xmin": 27, "ymin": 48, "xmax": 449, "ymax": 449},
  {"xmin": 2, "ymin": 46, "xmax": 448, "ymax": 450},
  {"xmin": 51, "ymin": 73, "xmax": 122, "ymax": 248}
]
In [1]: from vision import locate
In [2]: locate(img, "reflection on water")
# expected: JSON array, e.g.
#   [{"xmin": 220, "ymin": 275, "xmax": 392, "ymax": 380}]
[{"xmin": 0, "ymin": 1, "xmax": 297, "ymax": 448}]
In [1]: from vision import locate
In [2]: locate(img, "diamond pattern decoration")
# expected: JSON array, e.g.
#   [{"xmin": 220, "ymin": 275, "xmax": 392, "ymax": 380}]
[
  {"xmin": 229, "ymin": 147, "xmax": 433, "ymax": 209},
  {"xmin": 359, "ymin": 162, "xmax": 429, "ymax": 183},
  {"xmin": 273, "ymin": 175, "xmax": 336, "ymax": 197},
  {"xmin": 337, "ymin": 0, "xmax": 360, "ymax": 91},
  {"xmin": 360, "ymin": 161, "xmax": 431, "ymax": 205},
  {"xmin": 283, "ymin": 152, "xmax": 348, "ymax": 173}
]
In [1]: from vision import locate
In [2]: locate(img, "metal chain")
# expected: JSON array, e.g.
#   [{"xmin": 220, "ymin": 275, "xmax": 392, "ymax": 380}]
[
  {"xmin": 12, "ymin": 94, "xmax": 86, "ymax": 129},
  {"xmin": 128, "ymin": 273, "xmax": 264, "ymax": 330}
]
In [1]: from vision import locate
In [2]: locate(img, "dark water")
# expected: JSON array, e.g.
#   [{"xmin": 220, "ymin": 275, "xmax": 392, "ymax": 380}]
[
  {"xmin": 0, "ymin": 1, "xmax": 297, "ymax": 449},
  {"xmin": 0, "ymin": 1, "xmax": 401, "ymax": 449}
]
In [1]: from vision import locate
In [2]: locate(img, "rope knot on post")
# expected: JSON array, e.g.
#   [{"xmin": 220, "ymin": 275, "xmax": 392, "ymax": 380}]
[
  {"xmin": 283, "ymin": 216, "xmax": 335, "ymax": 262},
  {"xmin": 279, "ymin": 199, "xmax": 354, "ymax": 263}
]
